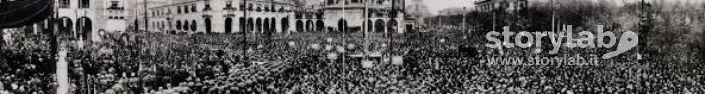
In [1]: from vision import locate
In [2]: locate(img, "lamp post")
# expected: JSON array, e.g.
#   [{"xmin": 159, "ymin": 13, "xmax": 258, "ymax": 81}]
[
  {"xmin": 144, "ymin": 0, "xmax": 149, "ymax": 32},
  {"xmin": 388, "ymin": 0, "xmax": 397, "ymax": 62},
  {"xmin": 242, "ymin": 0, "xmax": 249, "ymax": 63},
  {"xmin": 139, "ymin": 0, "xmax": 148, "ymax": 92},
  {"xmin": 363, "ymin": 0, "xmax": 369, "ymax": 61},
  {"xmin": 463, "ymin": 7, "xmax": 466, "ymax": 32}
]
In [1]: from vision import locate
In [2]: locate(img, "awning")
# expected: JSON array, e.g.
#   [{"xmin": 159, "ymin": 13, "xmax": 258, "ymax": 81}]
[{"xmin": 0, "ymin": 0, "xmax": 54, "ymax": 28}]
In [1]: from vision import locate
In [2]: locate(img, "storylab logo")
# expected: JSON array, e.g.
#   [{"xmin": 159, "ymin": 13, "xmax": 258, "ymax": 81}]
[{"xmin": 485, "ymin": 25, "xmax": 638, "ymax": 59}]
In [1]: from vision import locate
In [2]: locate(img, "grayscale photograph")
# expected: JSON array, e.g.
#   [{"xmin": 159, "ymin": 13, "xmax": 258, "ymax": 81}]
[{"xmin": 0, "ymin": 0, "xmax": 704, "ymax": 93}]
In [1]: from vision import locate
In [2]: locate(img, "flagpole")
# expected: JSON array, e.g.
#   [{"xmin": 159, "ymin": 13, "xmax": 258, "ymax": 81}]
[
  {"xmin": 140, "ymin": 0, "xmax": 148, "ymax": 92},
  {"xmin": 551, "ymin": 0, "xmax": 555, "ymax": 32},
  {"xmin": 363, "ymin": 0, "xmax": 369, "ymax": 61},
  {"xmin": 74, "ymin": 9, "xmax": 78, "ymax": 38},
  {"xmin": 462, "ymin": 7, "xmax": 466, "ymax": 33},
  {"xmin": 388, "ymin": 0, "xmax": 393, "ymax": 60},
  {"xmin": 243, "ymin": 0, "xmax": 248, "ymax": 63},
  {"xmin": 342, "ymin": 0, "xmax": 348, "ymax": 64},
  {"xmin": 144, "ymin": 0, "xmax": 149, "ymax": 32},
  {"xmin": 50, "ymin": 0, "xmax": 58, "ymax": 67}
]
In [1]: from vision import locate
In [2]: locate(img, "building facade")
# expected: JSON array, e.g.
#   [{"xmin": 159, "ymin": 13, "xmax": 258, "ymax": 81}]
[
  {"xmin": 105, "ymin": 0, "xmax": 128, "ymax": 32},
  {"xmin": 144, "ymin": 0, "xmax": 408, "ymax": 34},
  {"xmin": 475, "ymin": 0, "xmax": 528, "ymax": 13},
  {"xmin": 0, "ymin": 0, "xmax": 130, "ymax": 42},
  {"xmin": 129, "ymin": 0, "xmax": 168, "ymax": 32},
  {"xmin": 438, "ymin": 7, "xmax": 470, "ymax": 16},
  {"xmin": 405, "ymin": 0, "xmax": 431, "ymax": 24},
  {"xmin": 56, "ymin": 0, "xmax": 126, "ymax": 41},
  {"xmin": 320, "ymin": 0, "xmax": 405, "ymax": 33},
  {"xmin": 147, "ymin": 0, "xmax": 298, "ymax": 34}
]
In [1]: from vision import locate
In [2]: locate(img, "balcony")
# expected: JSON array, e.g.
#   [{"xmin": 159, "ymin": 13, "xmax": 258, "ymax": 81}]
[
  {"xmin": 107, "ymin": 6, "xmax": 124, "ymax": 10},
  {"xmin": 223, "ymin": 6, "xmax": 236, "ymax": 11},
  {"xmin": 322, "ymin": 3, "xmax": 401, "ymax": 10}
]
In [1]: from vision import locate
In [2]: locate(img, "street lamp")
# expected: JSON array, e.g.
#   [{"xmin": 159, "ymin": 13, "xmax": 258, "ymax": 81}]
[{"xmin": 242, "ymin": 0, "xmax": 250, "ymax": 63}]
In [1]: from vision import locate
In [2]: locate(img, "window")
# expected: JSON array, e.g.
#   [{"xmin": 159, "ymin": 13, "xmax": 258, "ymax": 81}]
[
  {"xmin": 223, "ymin": 1, "xmax": 234, "ymax": 10},
  {"xmin": 109, "ymin": 1, "xmax": 120, "ymax": 9},
  {"xmin": 79, "ymin": 0, "xmax": 89, "ymax": 8},
  {"xmin": 256, "ymin": 6, "xmax": 261, "ymax": 12},
  {"xmin": 59, "ymin": 0, "xmax": 70, "ymax": 8},
  {"xmin": 204, "ymin": 2, "xmax": 212, "ymax": 11},
  {"xmin": 248, "ymin": 4, "xmax": 253, "ymax": 11},
  {"xmin": 191, "ymin": 4, "xmax": 197, "ymax": 12},
  {"xmin": 240, "ymin": 4, "xmax": 245, "ymax": 11},
  {"xmin": 270, "ymin": 5, "xmax": 275, "ymax": 12},
  {"xmin": 191, "ymin": 20, "xmax": 197, "ymax": 31},
  {"xmin": 226, "ymin": 1, "xmax": 233, "ymax": 8},
  {"xmin": 177, "ymin": 6, "xmax": 182, "ymax": 14},
  {"xmin": 184, "ymin": 5, "xmax": 189, "ymax": 13},
  {"xmin": 184, "ymin": 21, "xmax": 189, "ymax": 31},
  {"xmin": 176, "ymin": 20, "xmax": 182, "ymax": 30},
  {"xmin": 327, "ymin": 0, "xmax": 335, "ymax": 5}
]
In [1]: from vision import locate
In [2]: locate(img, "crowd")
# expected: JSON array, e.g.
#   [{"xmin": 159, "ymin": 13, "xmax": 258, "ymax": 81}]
[
  {"xmin": 1, "ymin": 27, "xmax": 703, "ymax": 93},
  {"xmin": 114, "ymin": 31, "xmax": 703, "ymax": 93},
  {"xmin": 0, "ymin": 29, "xmax": 57, "ymax": 94}
]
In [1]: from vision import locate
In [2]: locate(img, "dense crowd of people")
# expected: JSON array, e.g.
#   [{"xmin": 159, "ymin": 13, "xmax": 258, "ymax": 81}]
[
  {"xmin": 103, "ymin": 30, "xmax": 704, "ymax": 93},
  {"xmin": 1, "ymin": 27, "xmax": 704, "ymax": 93},
  {"xmin": 0, "ymin": 29, "xmax": 57, "ymax": 94}
]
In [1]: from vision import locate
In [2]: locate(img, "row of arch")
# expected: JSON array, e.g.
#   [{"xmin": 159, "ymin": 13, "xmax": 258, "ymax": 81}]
[
  {"xmin": 157, "ymin": 17, "xmax": 294, "ymax": 33},
  {"xmin": 58, "ymin": 17, "xmax": 93, "ymax": 40},
  {"xmin": 333, "ymin": 19, "xmax": 399, "ymax": 32},
  {"xmin": 174, "ymin": 20, "xmax": 199, "ymax": 32},
  {"xmin": 58, "ymin": 0, "xmax": 91, "ymax": 8},
  {"xmin": 327, "ymin": 0, "xmax": 398, "ymax": 5},
  {"xmin": 368, "ymin": 19, "xmax": 398, "ymax": 33},
  {"xmin": 226, "ymin": 17, "xmax": 286, "ymax": 33},
  {"xmin": 295, "ymin": 20, "xmax": 325, "ymax": 32},
  {"xmin": 153, "ymin": 18, "xmax": 212, "ymax": 33},
  {"xmin": 152, "ymin": 18, "xmax": 397, "ymax": 33},
  {"xmin": 171, "ymin": 18, "xmax": 332, "ymax": 33}
]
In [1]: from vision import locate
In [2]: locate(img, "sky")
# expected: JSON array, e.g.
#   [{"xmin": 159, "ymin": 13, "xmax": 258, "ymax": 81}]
[{"xmin": 413, "ymin": 0, "xmax": 476, "ymax": 15}]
